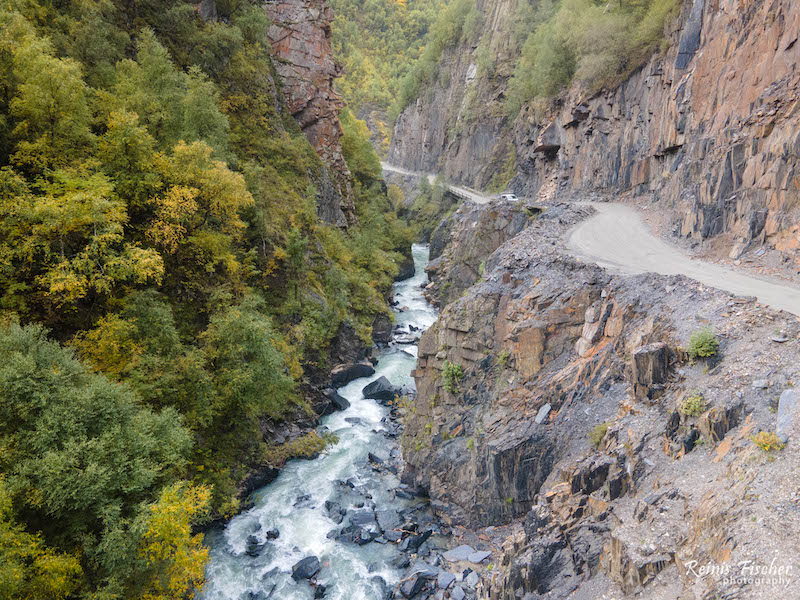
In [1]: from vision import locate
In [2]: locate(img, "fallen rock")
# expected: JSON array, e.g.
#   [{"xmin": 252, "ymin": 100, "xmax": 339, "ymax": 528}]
[
  {"xmin": 777, "ymin": 389, "xmax": 797, "ymax": 443},
  {"xmin": 443, "ymin": 545, "xmax": 475, "ymax": 562},
  {"xmin": 331, "ymin": 361, "xmax": 375, "ymax": 387},
  {"xmin": 464, "ymin": 570, "xmax": 480, "ymax": 588},
  {"xmin": 450, "ymin": 586, "xmax": 466, "ymax": 600},
  {"xmin": 399, "ymin": 573, "xmax": 426, "ymax": 598},
  {"xmin": 362, "ymin": 376, "xmax": 401, "ymax": 403},
  {"xmin": 437, "ymin": 572, "xmax": 456, "ymax": 589},
  {"xmin": 406, "ymin": 529, "xmax": 433, "ymax": 551},
  {"xmin": 291, "ymin": 556, "xmax": 321, "ymax": 581},
  {"xmin": 468, "ymin": 550, "xmax": 491, "ymax": 563}
]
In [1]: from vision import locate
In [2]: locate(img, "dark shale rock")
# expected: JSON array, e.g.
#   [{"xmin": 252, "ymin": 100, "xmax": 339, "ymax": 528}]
[
  {"xmin": 330, "ymin": 361, "xmax": 375, "ymax": 387},
  {"xmin": 291, "ymin": 556, "xmax": 320, "ymax": 581}
]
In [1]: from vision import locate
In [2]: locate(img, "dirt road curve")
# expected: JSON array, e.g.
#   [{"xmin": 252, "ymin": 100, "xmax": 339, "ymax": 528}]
[
  {"xmin": 567, "ymin": 203, "xmax": 800, "ymax": 317},
  {"xmin": 381, "ymin": 162, "xmax": 490, "ymax": 204}
]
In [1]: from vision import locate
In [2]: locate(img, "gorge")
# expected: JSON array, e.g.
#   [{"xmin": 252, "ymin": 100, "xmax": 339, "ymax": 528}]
[{"xmin": 1, "ymin": 0, "xmax": 800, "ymax": 599}]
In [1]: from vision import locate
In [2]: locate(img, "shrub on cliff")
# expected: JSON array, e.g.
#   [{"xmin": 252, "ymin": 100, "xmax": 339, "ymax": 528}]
[{"xmin": 442, "ymin": 360, "xmax": 465, "ymax": 394}]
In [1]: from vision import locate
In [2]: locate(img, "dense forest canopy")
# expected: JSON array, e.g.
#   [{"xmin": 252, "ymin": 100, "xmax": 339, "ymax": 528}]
[{"xmin": 0, "ymin": 1, "xmax": 411, "ymax": 598}]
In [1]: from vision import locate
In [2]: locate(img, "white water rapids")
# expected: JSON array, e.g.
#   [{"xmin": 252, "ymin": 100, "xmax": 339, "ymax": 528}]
[{"xmin": 200, "ymin": 244, "xmax": 437, "ymax": 600}]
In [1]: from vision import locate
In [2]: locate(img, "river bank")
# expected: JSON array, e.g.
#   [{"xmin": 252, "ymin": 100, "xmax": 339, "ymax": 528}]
[{"xmin": 199, "ymin": 244, "xmax": 472, "ymax": 600}]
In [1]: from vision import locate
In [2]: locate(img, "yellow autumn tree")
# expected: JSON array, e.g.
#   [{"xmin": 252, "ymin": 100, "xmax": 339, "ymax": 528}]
[
  {"xmin": 149, "ymin": 141, "xmax": 254, "ymax": 295},
  {"xmin": 0, "ymin": 167, "xmax": 164, "ymax": 313},
  {"xmin": 136, "ymin": 482, "xmax": 211, "ymax": 600}
]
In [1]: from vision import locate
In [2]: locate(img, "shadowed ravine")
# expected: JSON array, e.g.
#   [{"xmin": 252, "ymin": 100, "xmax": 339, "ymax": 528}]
[{"xmin": 200, "ymin": 244, "xmax": 438, "ymax": 600}]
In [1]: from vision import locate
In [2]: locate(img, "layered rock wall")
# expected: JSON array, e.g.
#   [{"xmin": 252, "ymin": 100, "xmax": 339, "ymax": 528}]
[
  {"xmin": 390, "ymin": 0, "xmax": 800, "ymax": 255},
  {"xmin": 265, "ymin": 0, "xmax": 357, "ymax": 226},
  {"xmin": 388, "ymin": 0, "xmax": 517, "ymax": 189}
]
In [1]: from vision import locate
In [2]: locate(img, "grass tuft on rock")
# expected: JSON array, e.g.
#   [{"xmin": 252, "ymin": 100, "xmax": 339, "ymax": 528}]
[{"xmin": 589, "ymin": 422, "xmax": 609, "ymax": 448}]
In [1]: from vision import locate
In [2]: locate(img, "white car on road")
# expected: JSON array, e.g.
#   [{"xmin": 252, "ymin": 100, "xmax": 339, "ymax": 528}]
[{"xmin": 499, "ymin": 193, "xmax": 519, "ymax": 202}]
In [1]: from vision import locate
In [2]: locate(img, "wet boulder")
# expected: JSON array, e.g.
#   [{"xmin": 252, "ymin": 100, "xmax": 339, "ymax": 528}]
[
  {"xmin": 318, "ymin": 388, "xmax": 350, "ymax": 415},
  {"xmin": 362, "ymin": 376, "xmax": 401, "ymax": 403},
  {"xmin": 372, "ymin": 314, "xmax": 393, "ymax": 345},
  {"xmin": 324, "ymin": 501, "xmax": 346, "ymax": 524},
  {"xmin": 331, "ymin": 361, "xmax": 375, "ymax": 387},
  {"xmin": 245, "ymin": 535, "xmax": 267, "ymax": 557},
  {"xmin": 291, "ymin": 556, "xmax": 321, "ymax": 581}
]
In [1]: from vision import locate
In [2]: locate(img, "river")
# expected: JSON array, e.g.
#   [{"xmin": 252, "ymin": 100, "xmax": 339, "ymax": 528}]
[{"xmin": 200, "ymin": 244, "xmax": 438, "ymax": 600}]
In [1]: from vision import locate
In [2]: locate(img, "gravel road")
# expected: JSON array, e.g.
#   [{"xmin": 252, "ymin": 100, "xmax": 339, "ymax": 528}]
[{"xmin": 567, "ymin": 203, "xmax": 800, "ymax": 316}]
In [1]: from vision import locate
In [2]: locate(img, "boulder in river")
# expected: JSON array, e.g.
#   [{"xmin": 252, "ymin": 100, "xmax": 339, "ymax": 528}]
[
  {"xmin": 372, "ymin": 314, "xmax": 393, "ymax": 345},
  {"xmin": 291, "ymin": 556, "xmax": 321, "ymax": 581},
  {"xmin": 321, "ymin": 388, "xmax": 350, "ymax": 413},
  {"xmin": 331, "ymin": 361, "xmax": 375, "ymax": 387},
  {"xmin": 245, "ymin": 534, "xmax": 266, "ymax": 557},
  {"xmin": 362, "ymin": 376, "xmax": 401, "ymax": 403}
]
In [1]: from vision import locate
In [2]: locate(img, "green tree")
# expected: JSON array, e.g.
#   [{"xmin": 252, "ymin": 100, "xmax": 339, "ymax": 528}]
[
  {"xmin": 4, "ymin": 15, "xmax": 91, "ymax": 171},
  {"xmin": 0, "ymin": 321, "xmax": 193, "ymax": 597}
]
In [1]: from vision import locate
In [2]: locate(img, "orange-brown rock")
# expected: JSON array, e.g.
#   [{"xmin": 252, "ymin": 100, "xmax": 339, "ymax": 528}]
[{"xmin": 265, "ymin": 0, "xmax": 356, "ymax": 226}]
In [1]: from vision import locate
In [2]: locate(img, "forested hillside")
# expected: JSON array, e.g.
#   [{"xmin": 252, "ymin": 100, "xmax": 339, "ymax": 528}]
[
  {"xmin": 329, "ymin": 0, "xmax": 446, "ymax": 151},
  {"xmin": 0, "ymin": 1, "xmax": 411, "ymax": 598}
]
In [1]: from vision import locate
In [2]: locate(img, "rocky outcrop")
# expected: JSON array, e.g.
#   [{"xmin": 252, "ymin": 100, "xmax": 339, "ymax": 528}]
[
  {"xmin": 402, "ymin": 200, "xmax": 800, "ymax": 598},
  {"xmin": 388, "ymin": 0, "xmax": 518, "ymax": 190},
  {"xmin": 265, "ymin": 0, "xmax": 356, "ymax": 226},
  {"xmin": 391, "ymin": 0, "xmax": 800, "ymax": 261},
  {"xmin": 423, "ymin": 199, "xmax": 536, "ymax": 307}
]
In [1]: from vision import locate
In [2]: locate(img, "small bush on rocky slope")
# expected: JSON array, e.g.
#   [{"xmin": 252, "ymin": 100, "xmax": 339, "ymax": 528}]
[
  {"xmin": 679, "ymin": 392, "xmax": 706, "ymax": 417},
  {"xmin": 687, "ymin": 328, "xmax": 720, "ymax": 359},
  {"xmin": 589, "ymin": 422, "xmax": 610, "ymax": 448},
  {"xmin": 750, "ymin": 431, "xmax": 785, "ymax": 453}
]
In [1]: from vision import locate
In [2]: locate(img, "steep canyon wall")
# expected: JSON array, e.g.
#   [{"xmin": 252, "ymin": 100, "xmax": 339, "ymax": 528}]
[{"xmin": 390, "ymin": 0, "xmax": 800, "ymax": 256}]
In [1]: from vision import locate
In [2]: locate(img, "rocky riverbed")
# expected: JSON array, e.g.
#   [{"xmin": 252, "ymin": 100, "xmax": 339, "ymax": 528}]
[{"xmin": 200, "ymin": 245, "xmax": 494, "ymax": 600}]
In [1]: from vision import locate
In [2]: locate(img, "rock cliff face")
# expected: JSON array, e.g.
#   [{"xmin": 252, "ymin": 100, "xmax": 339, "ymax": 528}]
[
  {"xmin": 423, "ymin": 199, "xmax": 536, "ymax": 307},
  {"xmin": 403, "ymin": 201, "xmax": 800, "ymax": 598},
  {"xmin": 391, "ymin": 0, "xmax": 800, "ymax": 258},
  {"xmin": 388, "ymin": 0, "xmax": 516, "ymax": 190},
  {"xmin": 265, "ymin": 0, "xmax": 356, "ymax": 226}
]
